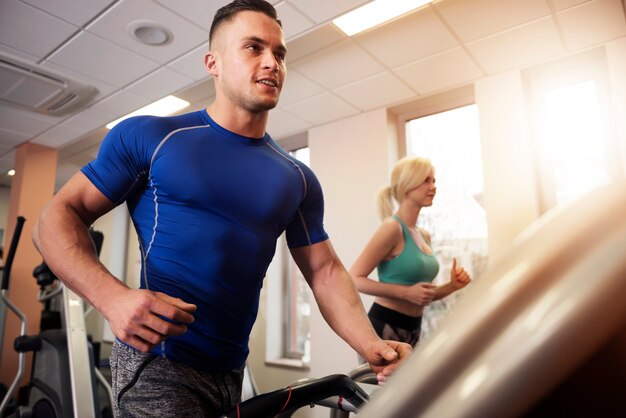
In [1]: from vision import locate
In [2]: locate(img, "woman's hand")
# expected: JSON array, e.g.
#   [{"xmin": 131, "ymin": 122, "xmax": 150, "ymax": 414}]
[
  {"xmin": 450, "ymin": 258, "xmax": 471, "ymax": 289},
  {"xmin": 403, "ymin": 282, "xmax": 436, "ymax": 305}
]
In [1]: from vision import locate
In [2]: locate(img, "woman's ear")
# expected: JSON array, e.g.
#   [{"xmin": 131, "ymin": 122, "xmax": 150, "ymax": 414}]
[{"xmin": 204, "ymin": 50, "xmax": 218, "ymax": 77}]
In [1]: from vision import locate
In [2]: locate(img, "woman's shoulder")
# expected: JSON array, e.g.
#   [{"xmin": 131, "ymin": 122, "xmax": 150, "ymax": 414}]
[{"xmin": 378, "ymin": 216, "xmax": 404, "ymax": 239}]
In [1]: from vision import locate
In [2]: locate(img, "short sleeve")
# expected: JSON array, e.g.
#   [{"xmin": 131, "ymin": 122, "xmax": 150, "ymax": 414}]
[
  {"xmin": 80, "ymin": 117, "xmax": 156, "ymax": 205},
  {"xmin": 284, "ymin": 163, "xmax": 329, "ymax": 248}
]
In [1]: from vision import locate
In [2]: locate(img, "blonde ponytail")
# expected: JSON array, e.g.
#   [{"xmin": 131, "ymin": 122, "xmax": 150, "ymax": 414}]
[
  {"xmin": 376, "ymin": 186, "xmax": 394, "ymax": 220},
  {"xmin": 377, "ymin": 157, "xmax": 433, "ymax": 221}
]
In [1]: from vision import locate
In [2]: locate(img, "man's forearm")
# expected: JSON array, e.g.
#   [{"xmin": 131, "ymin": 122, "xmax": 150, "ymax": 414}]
[
  {"xmin": 33, "ymin": 202, "xmax": 128, "ymax": 313},
  {"xmin": 310, "ymin": 264, "xmax": 381, "ymax": 357}
]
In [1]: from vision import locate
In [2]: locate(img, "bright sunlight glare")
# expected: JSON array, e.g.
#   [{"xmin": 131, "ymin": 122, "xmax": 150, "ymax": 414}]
[{"xmin": 542, "ymin": 80, "xmax": 610, "ymax": 204}]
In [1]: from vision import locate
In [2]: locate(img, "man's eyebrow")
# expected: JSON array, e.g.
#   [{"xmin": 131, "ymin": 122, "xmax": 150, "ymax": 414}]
[{"xmin": 244, "ymin": 36, "xmax": 287, "ymax": 54}]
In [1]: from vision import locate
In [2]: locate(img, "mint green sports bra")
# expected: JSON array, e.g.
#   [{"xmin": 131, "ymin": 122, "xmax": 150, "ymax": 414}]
[{"xmin": 377, "ymin": 215, "xmax": 440, "ymax": 286}]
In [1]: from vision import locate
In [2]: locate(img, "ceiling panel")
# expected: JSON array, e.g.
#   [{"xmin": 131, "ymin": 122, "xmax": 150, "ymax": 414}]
[
  {"xmin": 275, "ymin": 2, "xmax": 315, "ymax": 39},
  {"xmin": 0, "ymin": 127, "xmax": 31, "ymax": 149},
  {"xmin": 283, "ymin": 92, "xmax": 359, "ymax": 125},
  {"xmin": 154, "ymin": 0, "xmax": 227, "ymax": 30},
  {"xmin": 0, "ymin": 104, "xmax": 60, "ymax": 137},
  {"xmin": 86, "ymin": 0, "xmax": 209, "ymax": 64},
  {"xmin": 125, "ymin": 67, "xmax": 194, "ymax": 101},
  {"xmin": 175, "ymin": 79, "xmax": 216, "ymax": 109},
  {"xmin": 434, "ymin": 0, "xmax": 552, "ymax": 43},
  {"xmin": 287, "ymin": 0, "xmax": 370, "ymax": 24},
  {"xmin": 30, "ymin": 123, "xmax": 86, "ymax": 148},
  {"xmin": 557, "ymin": 0, "xmax": 626, "ymax": 51},
  {"xmin": 0, "ymin": 44, "xmax": 38, "ymax": 64},
  {"xmin": 267, "ymin": 108, "xmax": 312, "ymax": 138},
  {"xmin": 47, "ymin": 31, "xmax": 160, "ymax": 87},
  {"xmin": 394, "ymin": 47, "xmax": 483, "ymax": 94},
  {"xmin": 333, "ymin": 71, "xmax": 417, "ymax": 111},
  {"xmin": 0, "ymin": 0, "xmax": 78, "ymax": 59},
  {"xmin": 552, "ymin": 0, "xmax": 593, "ymax": 10},
  {"xmin": 0, "ymin": 151, "xmax": 16, "ymax": 173},
  {"xmin": 466, "ymin": 17, "xmax": 565, "ymax": 74},
  {"xmin": 90, "ymin": 91, "xmax": 152, "ymax": 120},
  {"xmin": 63, "ymin": 107, "xmax": 117, "ymax": 135},
  {"xmin": 285, "ymin": 23, "xmax": 346, "ymax": 63},
  {"xmin": 278, "ymin": 69, "xmax": 325, "ymax": 107},
  {"xmin": 167, "ymin": 44, "xmax": 210, "ymax": 81},
  {"xmin": 290, "ymin": 39, "xmax": 385, "ymax": 90},
  {"xmin": 355, "ymin": 6, "xmax": 458, "ymax": 69},
  {"xmin": 21, "ymin": 0, "xmax": 116, "ymax": 27}
]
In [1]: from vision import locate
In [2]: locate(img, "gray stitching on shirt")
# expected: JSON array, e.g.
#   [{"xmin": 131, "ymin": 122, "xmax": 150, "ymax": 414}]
[
  {"xmin": 142, "ymin": 124, "xmax": 211, "ymax": 291},
  {"xmin": 264, "ymin": 142, "xmax": 308, "ymax": 199}
]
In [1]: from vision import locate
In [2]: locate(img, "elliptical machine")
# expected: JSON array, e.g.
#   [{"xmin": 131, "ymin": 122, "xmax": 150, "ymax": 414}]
[{"xmin": 0, "ymin": 218, "xmax": 112, "ymax": 418}]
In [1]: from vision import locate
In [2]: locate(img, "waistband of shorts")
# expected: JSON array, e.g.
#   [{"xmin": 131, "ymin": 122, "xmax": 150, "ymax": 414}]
[{"xmin": 368, "ymin": 302, "xmax": 422, "ymax": 330}]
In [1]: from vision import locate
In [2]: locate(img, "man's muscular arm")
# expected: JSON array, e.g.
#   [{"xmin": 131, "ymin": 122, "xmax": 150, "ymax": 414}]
[{"xmin": 33, "ymin": 172, "xmax": 196, "ymax": 352}]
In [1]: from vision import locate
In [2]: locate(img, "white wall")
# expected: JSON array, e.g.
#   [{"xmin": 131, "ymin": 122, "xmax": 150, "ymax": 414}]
[
  {"xmin": 306, "ymin": 108, "xmax": 393, "ymax": 380},
  {"xmin": 475, "ymin": 71, "xmax": 541, "ymax": 264}
]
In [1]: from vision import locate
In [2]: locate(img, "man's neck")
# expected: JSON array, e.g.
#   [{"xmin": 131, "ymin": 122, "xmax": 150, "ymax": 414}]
[{"xmin": 206, "ymin": 102, "xmax": 268, "ymax": 139}]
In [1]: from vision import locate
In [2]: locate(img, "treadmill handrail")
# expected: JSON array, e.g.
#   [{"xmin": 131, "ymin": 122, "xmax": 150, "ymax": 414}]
[{"xmin": 221, "ymin": 374, "xmax": 369, "ymax": 417}]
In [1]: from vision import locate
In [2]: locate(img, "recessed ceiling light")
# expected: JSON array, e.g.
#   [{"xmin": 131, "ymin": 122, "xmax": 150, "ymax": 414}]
[
  {"xmin": 333, "ymin": 0, "xmax": 433, "ymax": 36},
  {"xmin": 127, "ymin": 20, "xmax": 173, "ymax": 46},
  {"xmin": 7, "ymin": 169, "xmax": 15, "ymax": 176}
]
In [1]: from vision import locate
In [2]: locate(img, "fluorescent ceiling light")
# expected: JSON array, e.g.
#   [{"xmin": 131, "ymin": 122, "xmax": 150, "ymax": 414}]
[
  {"xmin": 106, "ymin": 95, "xmax": 190, "ymax": 129},
  {"xmin": 333, "ymin": 0, "xmax": 433, "ymax": 36}
]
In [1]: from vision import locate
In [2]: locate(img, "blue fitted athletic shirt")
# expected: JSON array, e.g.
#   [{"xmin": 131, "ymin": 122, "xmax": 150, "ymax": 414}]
[
  {"xmin": 377, "ymin": 215, "xmax": 439, "ymax": 286},
  {"xmin": 81, "ymin": 109, "xmax": 329, "ymax": 372}
]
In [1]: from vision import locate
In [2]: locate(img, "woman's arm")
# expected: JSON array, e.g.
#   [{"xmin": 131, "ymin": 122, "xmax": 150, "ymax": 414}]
[
  {"xmin": 350, "ymin": 220, "xmax": 435, "ymax": 306},
  {"xmin": 433, "ymin": 258, "xmax": 472, "ymax": 300}
]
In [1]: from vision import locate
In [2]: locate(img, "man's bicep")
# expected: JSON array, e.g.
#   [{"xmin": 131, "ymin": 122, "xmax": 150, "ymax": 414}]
[
  {"xmin": 52, "ymin": 171, "xmax": 117, "ymax": 225},
  {"xmin": 289, "ymin": 240, "xmax": 337, "ymax": 283}
]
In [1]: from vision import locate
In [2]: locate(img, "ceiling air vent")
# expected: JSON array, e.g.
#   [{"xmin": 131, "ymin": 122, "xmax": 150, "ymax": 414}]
[{"xmin": 0, "ymin": 56, "xmax": 96, "ymax": 116}]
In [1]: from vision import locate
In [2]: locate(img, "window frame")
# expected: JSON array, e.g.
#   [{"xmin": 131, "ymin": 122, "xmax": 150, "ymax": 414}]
[{"xmin": 264, "ymin": 133, "xmax": 312, "ymax": 370}]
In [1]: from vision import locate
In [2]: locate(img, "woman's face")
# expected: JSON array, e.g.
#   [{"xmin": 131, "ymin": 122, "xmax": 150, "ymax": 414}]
[{"xmin": 405, "ymin": 169, "xmax": 437, "ymax": 207}]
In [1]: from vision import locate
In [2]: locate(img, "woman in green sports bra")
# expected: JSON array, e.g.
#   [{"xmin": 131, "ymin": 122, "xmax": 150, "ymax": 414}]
[{"xmin": 350, "ymin": 156, "xmax": 472, "ymax": 347}]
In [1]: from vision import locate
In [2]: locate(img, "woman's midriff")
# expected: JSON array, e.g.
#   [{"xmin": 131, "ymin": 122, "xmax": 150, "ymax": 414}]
[{"xmin": 374, "ymin": 296, "xmax": 424, "ymax": 317}]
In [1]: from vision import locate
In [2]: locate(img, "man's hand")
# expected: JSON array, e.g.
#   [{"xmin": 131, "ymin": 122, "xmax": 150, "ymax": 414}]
[
  {"xmin": 103, "ymin": 288, "xmax": 197, "ymax": 352},
  {"xmin": 365, "ymin": 339, "xmax": 413, "ymax": 384}
]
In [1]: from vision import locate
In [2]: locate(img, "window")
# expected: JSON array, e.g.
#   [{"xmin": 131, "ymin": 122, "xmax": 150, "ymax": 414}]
[
  {"xmin": 264, "ymin": 141, "xmax": 312, "ymax": 369},
  {"xmin": 526, "ymin": 48, "xmax": 621, "ymax": 212},
  {"xmin": 405, "ymin": 104, "xmax": 489, "ymax": 339},
  {"xmin": 283, "ymin": 147, "xmax": 311, "ymax": 363}
]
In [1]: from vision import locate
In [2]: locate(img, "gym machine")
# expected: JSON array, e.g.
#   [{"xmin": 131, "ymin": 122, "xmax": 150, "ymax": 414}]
[{"xmin": 0, "ymin": 217, "xmax": 112, "ymax": 418}]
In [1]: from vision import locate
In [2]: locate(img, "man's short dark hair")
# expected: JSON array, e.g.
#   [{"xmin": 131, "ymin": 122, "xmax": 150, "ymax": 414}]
[{"xmin": 209, "ymin": 0, "xmax": 282, "ymax": 46}]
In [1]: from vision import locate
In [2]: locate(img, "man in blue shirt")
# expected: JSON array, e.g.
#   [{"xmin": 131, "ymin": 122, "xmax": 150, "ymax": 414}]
[{"xmin": 33, "ymin": 1, "xmax": 412, "ymax": 416}]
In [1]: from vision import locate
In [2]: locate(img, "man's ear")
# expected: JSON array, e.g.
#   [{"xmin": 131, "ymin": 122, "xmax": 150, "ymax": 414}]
[{"xmin": 204, "ymin": 50, "xmax": 218, "ymax": 77}]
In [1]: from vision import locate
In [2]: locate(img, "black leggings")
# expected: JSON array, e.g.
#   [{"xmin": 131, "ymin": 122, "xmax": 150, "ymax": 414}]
[{"xmin": 368, "ymin": 302, "xmax": 422, "ymax": 347}]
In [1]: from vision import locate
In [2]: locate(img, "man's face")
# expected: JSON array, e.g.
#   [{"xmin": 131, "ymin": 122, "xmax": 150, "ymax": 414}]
[{"xmin": 207, "ymin": 11, "xmax": 287, "ymax": 114}]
